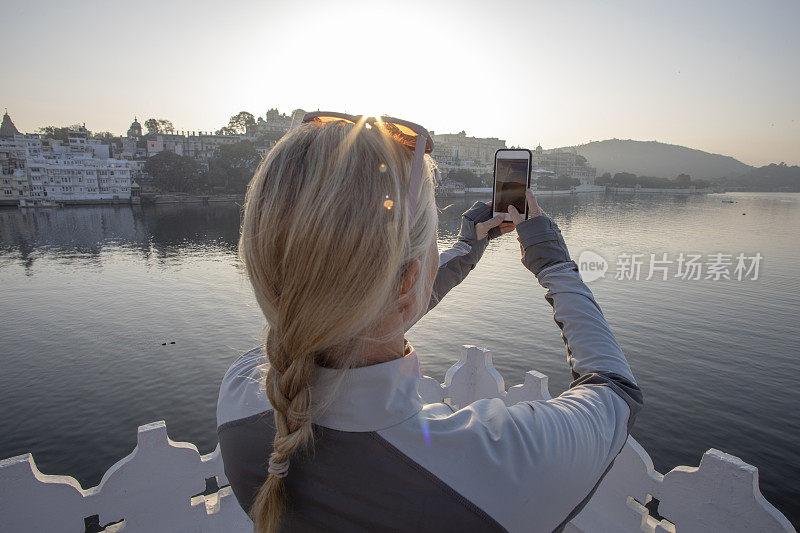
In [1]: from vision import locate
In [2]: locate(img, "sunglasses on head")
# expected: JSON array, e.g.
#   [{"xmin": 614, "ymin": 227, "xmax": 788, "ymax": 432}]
[{"xmin": 302, "ymin": 112, "xmax": 434, "ymax": 220}]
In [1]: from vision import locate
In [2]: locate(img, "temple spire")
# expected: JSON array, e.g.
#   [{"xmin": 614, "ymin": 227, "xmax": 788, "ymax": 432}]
[{"xmin": 0, "ymin": 110, "xmax": 21, "ymax": 138}]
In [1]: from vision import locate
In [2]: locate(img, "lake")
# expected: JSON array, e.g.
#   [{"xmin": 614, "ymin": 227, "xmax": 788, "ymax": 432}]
[{"xmin": 0, "ymin": 191, "xmax": 798, "ymax": 525}]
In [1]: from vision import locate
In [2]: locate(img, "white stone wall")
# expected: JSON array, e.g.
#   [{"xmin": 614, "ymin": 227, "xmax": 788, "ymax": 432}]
[{"xmin": 0, "ymin": 346, "xmax": 793, "ymax": 532}]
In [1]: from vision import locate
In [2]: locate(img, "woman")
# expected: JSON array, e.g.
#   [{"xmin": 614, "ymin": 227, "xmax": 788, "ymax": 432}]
[{"xmin": 217, "ymin": 115, "xmax": 642, "ymax": 532}]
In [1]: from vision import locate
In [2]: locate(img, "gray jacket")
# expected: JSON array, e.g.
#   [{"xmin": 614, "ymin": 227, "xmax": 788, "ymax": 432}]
[{"xmin": 216, "ymin": 202, "xmax": 643, "ymax": 532}]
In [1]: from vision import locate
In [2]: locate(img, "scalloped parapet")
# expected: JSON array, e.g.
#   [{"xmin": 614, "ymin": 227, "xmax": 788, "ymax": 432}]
[
  {"xmin": 0, "ymin": 421, "xmax": 251, "ymax": 532},
  {"xmin": 0, "ymin": 346, "xmax": 794, "ymax": 532}
]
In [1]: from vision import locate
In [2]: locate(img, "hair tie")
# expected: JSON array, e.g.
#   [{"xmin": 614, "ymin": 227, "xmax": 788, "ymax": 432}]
[{"xmin": 268, "ymin": 457, "xmax": 290, "ymax": 478}]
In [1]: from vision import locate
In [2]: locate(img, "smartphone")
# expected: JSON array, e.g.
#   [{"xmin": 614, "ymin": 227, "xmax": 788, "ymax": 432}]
[{"xmin": 492, "ymin": 149, "xmax": 532, "ymax": 221}]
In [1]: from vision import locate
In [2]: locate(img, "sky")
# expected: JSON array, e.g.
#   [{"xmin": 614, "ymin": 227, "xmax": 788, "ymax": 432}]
[{"xmin": 2, "ymin": 0, "xmax": 798, "ymax": 166}]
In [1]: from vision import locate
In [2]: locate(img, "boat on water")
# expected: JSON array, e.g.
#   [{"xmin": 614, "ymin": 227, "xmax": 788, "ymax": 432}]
[{"xmin": 18, "ymin": 198, "xmax": 60, "ymax": 208}]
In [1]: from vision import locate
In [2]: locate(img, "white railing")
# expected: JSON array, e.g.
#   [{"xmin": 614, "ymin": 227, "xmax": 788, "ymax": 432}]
[{"xmin": 0, "ymin": 346, "xmax": 794, "ymax": 532}]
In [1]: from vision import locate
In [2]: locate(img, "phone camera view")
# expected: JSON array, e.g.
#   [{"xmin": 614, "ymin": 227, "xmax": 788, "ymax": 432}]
[{"xmin": 495, "ymin": 159, "xmax": 528, "ymax": 214}]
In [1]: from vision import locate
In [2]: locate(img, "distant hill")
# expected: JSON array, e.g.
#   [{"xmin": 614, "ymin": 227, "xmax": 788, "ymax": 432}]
[{"xmin": 563, "ymin": 139, "xmax": 753, "ymax": 180}]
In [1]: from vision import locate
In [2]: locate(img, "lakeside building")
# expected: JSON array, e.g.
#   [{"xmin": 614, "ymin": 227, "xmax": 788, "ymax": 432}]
[
  {"xmin": 144, "ymin": 132, "xmax": 246, "ymax": 160},
  {"xmin": 0, "ymin": 112, "xmax": 133, "ymax": 206},
  {"xmin": 431, "ymin": 131, "xmax": 507, "ymax": 185},
  {"xmin": 1, "ymin": 113, "xmax": 38, "ymax": 204},
  {"xmin": 532, "ymin": 145, "xmax": 597, "ymax": 184},
  {"xmin": 246, "ymin": 108, "xmax": 307, "ymax": 139},
  {"xmin": 432, "ymin": 130, "xmax": 507, "ymax": 165}
]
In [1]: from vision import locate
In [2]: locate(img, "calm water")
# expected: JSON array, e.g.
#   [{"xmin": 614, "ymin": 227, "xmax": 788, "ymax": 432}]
[{"xmin": 1, "ymin": 192, "xmax": 798, "ymax": 525}]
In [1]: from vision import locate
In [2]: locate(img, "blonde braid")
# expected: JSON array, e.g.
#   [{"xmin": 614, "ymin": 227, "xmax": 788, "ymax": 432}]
[{"xmin": 251, "ymin": 331, "xmax": 316, "ymax": 531}]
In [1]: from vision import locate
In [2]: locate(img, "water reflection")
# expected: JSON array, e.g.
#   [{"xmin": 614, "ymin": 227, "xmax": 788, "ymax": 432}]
[
  {"xmin": 0, "ymin": 204, "xmax": 243, "ymax": 273},
  {"xmin": 4, "ymin": 192, "xmax": 793, "ymax": 271},
  {"xmin": 0, "ymin": 193, "xmax": 799, "ymax": 524}
]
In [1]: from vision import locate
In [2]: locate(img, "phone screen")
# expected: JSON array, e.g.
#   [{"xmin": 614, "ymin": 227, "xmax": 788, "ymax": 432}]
[{"xmin": 494, "ymin": 158, "xmax": 529, "ymax": 215}]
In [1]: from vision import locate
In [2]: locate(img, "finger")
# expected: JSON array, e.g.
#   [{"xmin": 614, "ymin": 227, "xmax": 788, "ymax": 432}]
[
  {"xmin": 508, "ymin": 205, "xmax": 524, "ymax": 225},
  {"xmin": 485, "ymin": 213, "xmax": 505, "ymax": 228},
  {"xmin": 476, "ymin": 213, "xmax": 503, "ymax": 240},
  {"xmin": 499, "ymin": 221, "xmax": 515, "ymax": 234},
  {"xmin": 526, "ymin": 189, "xmax": 545, "ymax": 217}
]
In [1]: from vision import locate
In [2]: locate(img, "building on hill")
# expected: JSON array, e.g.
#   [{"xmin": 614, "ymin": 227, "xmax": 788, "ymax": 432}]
[
  {"xmin": 0, "ymin": 110, "xmax": 21, "ymax": 138},
  {"xmin": 144, "ymin": 131, "xmax": 246, "ymax": 161},
  {"xmin": 25, "ymin": 154, "xmax": 133, "ymax": 204},
  {"xmin": 127, "ymin": 117, "xmax": 142, "ymax": 139},
  {"xmin": 431, "ymin": 131, "xmax": 507, "ymax": 185},
  {"xmin": 532, "ymin": 145, "xmax": 597, "ymax": 185},
  {"xmin": 0, "ymin": 112, "xmax": 37, "ymax": 204},
  {"xmin": 432, "ymin": 130, "xmax": 506, "ymax": 166},
  {"xmin": 247, "ymin": 108, "xmax": 306, "ymax": 139},
  {"xmin": 30, "ymin": 127, "xmax": 132, "ymax": 203},
  {"xmin": 1, "ymin": 114, "xmax": 133, "ymax": 205}
]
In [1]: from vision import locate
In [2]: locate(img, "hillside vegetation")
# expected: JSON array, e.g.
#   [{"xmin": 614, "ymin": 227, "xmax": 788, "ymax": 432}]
[
  {"xmin": 565, "ymin": 139, "xmax": 752, "ymax": 179},
  {"xmin": 724, "ymin": 163, "xmax": 800, "ymax": 191}
]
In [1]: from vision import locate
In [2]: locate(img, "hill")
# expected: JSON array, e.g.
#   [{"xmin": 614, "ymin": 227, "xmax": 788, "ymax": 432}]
[{"xmin": 564, "ymin": 139, "xmax": 753, "ymax": 180}]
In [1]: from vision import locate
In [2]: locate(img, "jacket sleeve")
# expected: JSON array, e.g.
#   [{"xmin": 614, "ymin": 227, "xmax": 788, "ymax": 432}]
[
  {"xmin": 427, "ymin": 201, "xmax": 499, "ymax": 313},
  {"xmin": 509, "ymin": 215, "xmax": 643, "ymax": 529}
]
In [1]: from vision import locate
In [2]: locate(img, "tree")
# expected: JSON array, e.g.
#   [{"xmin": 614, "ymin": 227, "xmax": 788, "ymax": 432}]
[
  {"xmin": 143, "ymin": 151, "xmax": 201, "ymax": 192},
  {"xmin": 537, "ymin": 175, "xmax": 553, "ymax": 189},
  {"xmin": 596, "ymin": 172, "xmax": 612, "ymax": 185},
  {"xmin": 206, "ymin": 141, "xmax": 261, "ymax": 192},
  {"xmin": 90, "ymin": 131, "xmax": 115, "ymax": 140},
  {"xmin": 158, "ymin": 119, "xmax": 175, "ymax": 134},
  {"xmin": 675, "ymin": 173, "xmax": 692, "ymax": 187},
  {"xmin": 144, "ymin": 118, "xmax": 160, "ymax": 135},
  {"xmin": 447, "ymin": 169, "xmax": 482, "ymax": 188},
  {"xmin": 218, "ymin": 111, "xmax": 255, "ymax": 135},
  {"xmin": 554, "ymin": 176, "xmax": 580, "ymax": 190},
  {"xmin": 38, "ymin": 124, "xmax": 82, "ymax": 142},
  {"xmin": 612, "ymin": 172, "xmax": 638, "ymax": 187},
  {"xmin": 575, "ymin": 154, "xmax": 587, "ymax": 166}
]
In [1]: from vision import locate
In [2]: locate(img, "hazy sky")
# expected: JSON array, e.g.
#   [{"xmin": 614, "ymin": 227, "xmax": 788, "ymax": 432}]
[{"xmin": 3, "ymin": 0, "xmax": 798, "ymax": 166}]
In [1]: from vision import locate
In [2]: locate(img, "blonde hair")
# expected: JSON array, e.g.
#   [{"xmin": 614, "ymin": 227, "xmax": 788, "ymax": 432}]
[{"xmin": 238, "ymin": 120, "xmax": 438, "ymax": 532}]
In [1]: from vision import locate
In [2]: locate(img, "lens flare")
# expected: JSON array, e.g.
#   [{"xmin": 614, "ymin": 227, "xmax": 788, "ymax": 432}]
[{"xmin": 420, "ymin": 417, "xmax": 431, "ymax": 447}]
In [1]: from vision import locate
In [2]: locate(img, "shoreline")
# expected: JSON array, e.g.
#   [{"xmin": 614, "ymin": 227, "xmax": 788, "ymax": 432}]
[{"xmin": 4, "ymin": 188, "xmax": 794, "ymax": 210}]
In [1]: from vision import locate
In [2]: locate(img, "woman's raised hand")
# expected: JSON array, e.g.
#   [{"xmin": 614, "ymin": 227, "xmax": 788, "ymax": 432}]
[
  {"xmin": 508, "ymin": 189, "xmax": 546, "ymax": 225},
  {"xmin": 508, "ymin": 190, "xmax": 547, "ymax": 259}
]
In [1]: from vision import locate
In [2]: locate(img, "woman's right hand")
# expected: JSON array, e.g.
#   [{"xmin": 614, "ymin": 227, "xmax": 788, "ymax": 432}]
[
  {"xmin": 508, "ymin": 189, "xmax": 546, "ymax": 225},
  {"xmin": 508, "ymin": 190, "xmax": 547, "ymax": 259}
]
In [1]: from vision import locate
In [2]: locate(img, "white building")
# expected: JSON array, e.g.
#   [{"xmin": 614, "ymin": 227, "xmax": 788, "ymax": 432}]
[
  {"xmin": 429, "ymin": 131, "xmax": 507, "ymax": 185},
  {"xmin": 431, "ymin": 130, "xmax": 507, "ymax": 166},
  {"xmin": 0, "ymin": 113, "xmax": 41, "ymax": 205},
  {"xmin": 26, "ymin": 155, "xmax": 133, "ymax": 202},
  {"xmin": 1, "ymin": 113, "xmax": 133, "ymax": 205},
  {"xmin": 532, "ymin": 145, "xmax": 597, "ymax": 185},
  {"xmin": 145, "ymin": 132, "xmax": 246, "ymax": 160}
]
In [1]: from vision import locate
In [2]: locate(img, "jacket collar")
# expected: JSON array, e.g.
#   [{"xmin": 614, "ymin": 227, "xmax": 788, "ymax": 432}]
[{"xmin": 310, "ymin": 350, "xmax": 423, "ymax": 432}]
